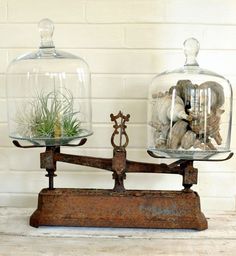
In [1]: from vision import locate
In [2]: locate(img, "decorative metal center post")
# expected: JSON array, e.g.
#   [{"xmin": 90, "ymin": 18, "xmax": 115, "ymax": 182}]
[{"xmin": 110, "ymin": 111, "xmax": 130, "ymax": 192}]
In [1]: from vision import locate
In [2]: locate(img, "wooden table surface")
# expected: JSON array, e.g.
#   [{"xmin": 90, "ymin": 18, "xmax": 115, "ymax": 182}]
[{"xmin": 0, "ymin": 208, "xmax": 236, "ymax": 256}]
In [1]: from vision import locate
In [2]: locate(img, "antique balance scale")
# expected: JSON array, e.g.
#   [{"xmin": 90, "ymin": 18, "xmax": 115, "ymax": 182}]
[{"xmin": 6, "ymin": 19, "xmax": 233, "ymax": 230}]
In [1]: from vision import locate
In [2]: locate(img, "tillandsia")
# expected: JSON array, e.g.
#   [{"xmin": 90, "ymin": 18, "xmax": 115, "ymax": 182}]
[{"xmin": 15, "ymin": 88, "xmax": 81, "ymax": 140}]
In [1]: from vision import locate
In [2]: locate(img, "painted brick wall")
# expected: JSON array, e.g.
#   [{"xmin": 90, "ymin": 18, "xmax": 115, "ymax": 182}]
[{"xmin": 0, "ymin": 0, "xmax": 235, "ymax": 211}]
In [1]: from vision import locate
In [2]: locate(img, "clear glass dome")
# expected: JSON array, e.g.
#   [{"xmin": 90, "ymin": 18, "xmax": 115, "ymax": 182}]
[
  {"xmin": 148, "ymin": 38, "xmax": 233, "ymax": 160},
  {"xmin": 7, "ymin": 19, "xmax": 92, "ymax": 146}
]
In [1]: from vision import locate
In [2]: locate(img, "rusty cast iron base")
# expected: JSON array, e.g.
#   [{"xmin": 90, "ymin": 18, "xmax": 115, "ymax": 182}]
[{"xmin": 30, "ymin": 188, "xmax": 208, "ymax": 230}]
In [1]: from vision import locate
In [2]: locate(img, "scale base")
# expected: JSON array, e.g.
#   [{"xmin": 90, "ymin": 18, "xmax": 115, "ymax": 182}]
[{"xmin": 30, "ymin": 188, "xmax": 207, "ymax": 230}]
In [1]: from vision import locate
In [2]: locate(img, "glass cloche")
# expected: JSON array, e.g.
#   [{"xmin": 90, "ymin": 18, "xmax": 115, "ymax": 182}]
[
  {"xmin": 7, "ymin": 19, "xmax": 92, "ymax": 146},
  {"xmin": 148, "ymin": 38, "xmax": 233, "ymax": 160}
]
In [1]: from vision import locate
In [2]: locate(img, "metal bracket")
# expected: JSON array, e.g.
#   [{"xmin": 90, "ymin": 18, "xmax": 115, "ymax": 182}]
[{"xmin": 13, "ymin": 138, "xmax": 87, "ymax": 149}]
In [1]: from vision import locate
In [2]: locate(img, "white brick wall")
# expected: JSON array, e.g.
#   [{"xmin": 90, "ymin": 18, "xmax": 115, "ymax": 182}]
[{"xmin": 0, "ymin": 0, "xmax": 235, "ymax": 211}]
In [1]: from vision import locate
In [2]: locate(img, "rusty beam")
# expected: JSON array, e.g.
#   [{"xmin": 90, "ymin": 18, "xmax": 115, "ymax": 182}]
[
  {"xmin": 54, "ymin": 153, "xmax": 113, "ymax": 171},
  {"xmin": 126, "ymin": 160, "xmax": 183, "ymax": 174}
]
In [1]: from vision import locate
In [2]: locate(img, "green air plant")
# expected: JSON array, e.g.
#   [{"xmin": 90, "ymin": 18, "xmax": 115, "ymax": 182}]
[{"xmin": 16, "ymin": 88, "xmax": 81, "ymax": 141}]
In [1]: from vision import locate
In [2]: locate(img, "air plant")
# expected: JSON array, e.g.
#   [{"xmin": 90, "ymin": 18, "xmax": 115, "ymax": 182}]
[{"xmin": 15, "ymin": 88, "xmax": 81, "ymax": 141}]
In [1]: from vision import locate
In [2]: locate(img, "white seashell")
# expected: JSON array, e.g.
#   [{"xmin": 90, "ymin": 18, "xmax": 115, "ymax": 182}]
[
  {"xmin": 153, "ymin": 94, "xmax": 190, "ymax": 125},
  {"xmin": 167, "ymin": 106, "xmax": 191, "ymax": 122}
]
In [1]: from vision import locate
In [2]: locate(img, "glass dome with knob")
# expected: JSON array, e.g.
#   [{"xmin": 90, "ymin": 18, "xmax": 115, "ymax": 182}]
[
  {"xmin": 148, "ymin": 38, "xmax": 233, "ymax": 160},
  {"xmin": 7, "ymin": 19, "xmax": 92, "ymax": 146}
]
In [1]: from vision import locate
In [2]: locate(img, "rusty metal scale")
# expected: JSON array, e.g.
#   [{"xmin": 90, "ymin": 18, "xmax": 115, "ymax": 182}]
[{"xmin": 13, "ymin": 112, "xmax": 233, "ymax": 230}]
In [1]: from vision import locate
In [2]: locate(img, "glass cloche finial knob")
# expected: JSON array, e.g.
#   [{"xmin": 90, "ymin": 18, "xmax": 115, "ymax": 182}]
[
  {"xmin": 183, "ymin": 37, "xmax": 200, "ymax": 66},
  {"xmin": 38, "ymin": 18, "xmax": 55, "ymax": 48}
]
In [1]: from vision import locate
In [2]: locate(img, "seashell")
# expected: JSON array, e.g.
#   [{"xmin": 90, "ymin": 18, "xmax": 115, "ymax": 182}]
[
  {"xmin": 199, "ymin": 81, "xmax": 225, "ymax": 109},
  {"xmin": 169, "ymin": 80, "xmax": 198, "ymax": 104},
  {"xmin": 176, "ymin": 80, "xmax": 193, "ymax": 99},
  {"xmin": 212, "ymin": 131, "xmax": 222, "ymax": 145},
  {"xmin": 169, "ymin": 80, "xmax": 191, "ymax": 98},
  {"xmin": 149, "ymin": 120, "xmax": 162, "ymax": 129},
  {"xmin": 193, "ymin": 139, "xmax": 216, "ymax": 151},
  {"xmin": 169, "ymin": 86, "xmax": 182, "ymax": 98},
  {"xmin": 154, "ymin": 129, "xmax": 164, "ymax": 146},
  {"xmin": 154, "ymin": 136, "xmax": 167, "ymax": 149},
  {"xmin": 206, "ymin": 139, "xmax": 216, "ymax": 150},
  {"xmin": 193, "ymin": 139, "xmax": 211, "ymax": 150},
  {"xmin": 152, "ymin": 91, "xmax": 164, "ymax": 99},
  {"xmin": 153, "ymin": 93, "xmax": 191, "ymax": 125},
  {"xmin": 181, "ymin": 130, "xmax": 197, "ymax": 150},
  {"xmin": 167, "ymin": 120, "xmax": 188, "ymax": 149},
  {"xmin": 153, "ymin": 123, "xmax": 169, "ymax": 149},
  {"xmin": 190, "ymin": 108, "xmax": 223, "ymax": 145}
]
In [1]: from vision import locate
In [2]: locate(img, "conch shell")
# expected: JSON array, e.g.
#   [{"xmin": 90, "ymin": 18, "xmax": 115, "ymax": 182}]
[
  {"xmin": 153, "ymin": 93, "xmax": 191, "ymax": 125},
  {"xmin": 167, "ymin": 120, "xmax": 188, "ymax": 149}
]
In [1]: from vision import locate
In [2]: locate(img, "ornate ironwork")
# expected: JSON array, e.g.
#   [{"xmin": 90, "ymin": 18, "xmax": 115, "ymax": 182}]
[{"xmin": 110, "ymin": 111, "xmax": 130, "ymax": 149}]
